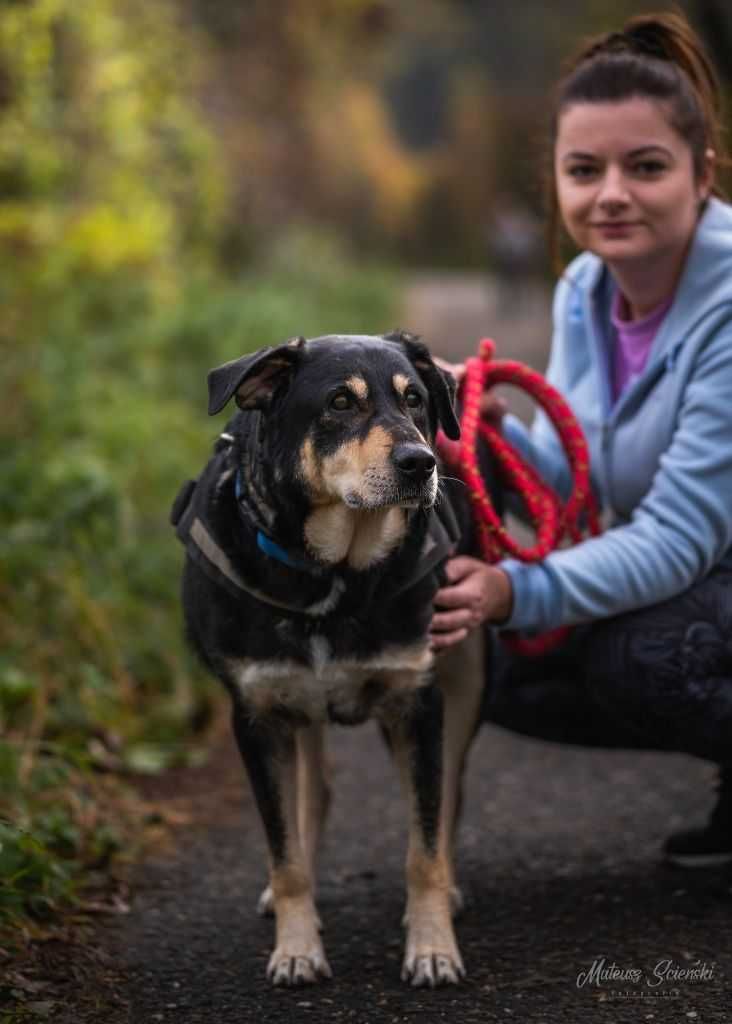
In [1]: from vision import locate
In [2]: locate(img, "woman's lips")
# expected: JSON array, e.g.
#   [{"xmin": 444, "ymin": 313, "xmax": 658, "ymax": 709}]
[{"xmin": 591, "ymin": 221, "xmax": 641, "ymax": 235}]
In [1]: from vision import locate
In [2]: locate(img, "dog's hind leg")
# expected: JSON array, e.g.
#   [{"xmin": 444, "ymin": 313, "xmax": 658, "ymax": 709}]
[
  {"xmin": 384, "ymin": 681, "xmax": 465, "ymax": 987},
  {"xmin": 434, "ymin": 627, "xmax": 485, "ymax": 916},
  {"xmin": 258, "ymin": 724, "xmax": 331, "ymax": 922},
  {"xmin": 231, "ymin": 704, "xmax": 331, "ymax": 985}
]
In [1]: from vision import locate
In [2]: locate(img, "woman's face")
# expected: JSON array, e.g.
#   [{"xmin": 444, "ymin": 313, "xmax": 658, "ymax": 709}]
[{"xmin": 554, "ymin": 96, "xmax": 713, "ymax": 272}]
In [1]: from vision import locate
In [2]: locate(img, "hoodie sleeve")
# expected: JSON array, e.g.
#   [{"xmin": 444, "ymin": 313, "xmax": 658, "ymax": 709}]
[{"xmin": 499, "ymin": 320, "xmax": 732, "ymax": 632}]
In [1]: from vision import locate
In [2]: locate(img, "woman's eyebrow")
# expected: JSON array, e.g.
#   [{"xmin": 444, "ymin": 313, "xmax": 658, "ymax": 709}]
[
  {"xmin": 561, "ymin": 145, "xmax": 673, "ymax": 163},
  {"xmin": 626, "ymin": 145, "xmax": 672, "ymax": 158},
  {"xmin": 561, "ymin": 151, "xmax": 598, "ymax": 162}
]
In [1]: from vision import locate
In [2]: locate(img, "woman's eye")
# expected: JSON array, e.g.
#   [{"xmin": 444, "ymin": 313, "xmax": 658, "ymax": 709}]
[
  {"xmin": 633, "ymin": 160, "xmax": 665, "ymax": 176},
  {"xmin": 567, "ymin": 164, "xmax": 598, "ymax": 180},
  {"xmin": 330, "ymin": 392, "xmax": 353, "ymax": 411},
  {"xmin": 405, "ymin": 390, "xmax": 422, "ymax": 408}
]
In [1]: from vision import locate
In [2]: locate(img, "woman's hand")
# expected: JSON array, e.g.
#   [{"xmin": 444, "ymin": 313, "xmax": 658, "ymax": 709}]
[
  {"xmin": 430, "ymin": 557, "xmax": 514, "ymax": 651},
  {"xmin": 433, "ymin": 356, "xmax": 508, "ymax": 426}
]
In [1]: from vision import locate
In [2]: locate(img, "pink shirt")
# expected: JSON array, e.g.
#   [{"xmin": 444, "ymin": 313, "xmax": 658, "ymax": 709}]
[{"xmin": 611, "ymin": 290, "xmax": 673, "ymax": 402}]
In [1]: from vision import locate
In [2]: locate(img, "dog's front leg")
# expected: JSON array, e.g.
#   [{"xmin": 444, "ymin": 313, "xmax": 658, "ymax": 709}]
[
  {"xmin": 256, "ymin": 724, "xmax": 331, "ymax": 920},
  {"xmin": 231, "ymin": 703, "xmax": 331, "ymax": 985},
  {"xmin": 385, "ymin": 682, "xmax": 465, "ymax": 987}
]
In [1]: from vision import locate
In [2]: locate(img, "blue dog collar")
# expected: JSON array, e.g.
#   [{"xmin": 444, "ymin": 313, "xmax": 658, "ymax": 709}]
[
  {"xmin": 235, "ymin": 467, "xmax": 320, "ymax": 573},
  {"xmin": 256, "ymin": 530, "xmax": 317, "ymax": 571}
]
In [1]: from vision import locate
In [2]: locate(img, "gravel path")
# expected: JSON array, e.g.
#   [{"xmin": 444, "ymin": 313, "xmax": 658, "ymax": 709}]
[
  {"xmin": 97, "ymin": 723, "xmax": 730, "ymax": 1024},
  {"xmin": 61, "ymin": 274, "xmax": 732, "ymax": 1023}
]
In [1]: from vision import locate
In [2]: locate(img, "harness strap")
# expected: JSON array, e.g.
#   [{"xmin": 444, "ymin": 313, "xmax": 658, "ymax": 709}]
[
  {"xmin": 171, "ymin": 450, "xmax": 459, "ymax": 615},
  {"xmin": 391, "ymin": 500, "xmax": 459, "ymax": 596},
  {"xmin": 189, "ymin": 515, "xmax": 341, "ymax": 614}
]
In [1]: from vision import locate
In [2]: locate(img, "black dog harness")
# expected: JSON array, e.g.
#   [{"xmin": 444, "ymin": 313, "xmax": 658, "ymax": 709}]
[{"xmin": 171, "ymin": 447, "xmax": 461, "ymax": 617}]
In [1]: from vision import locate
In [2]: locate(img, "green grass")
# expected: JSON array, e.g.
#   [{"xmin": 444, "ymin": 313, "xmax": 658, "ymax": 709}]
[{"xmin": 0, "ymin": 254, "xmax": 400, "ymax": 943}]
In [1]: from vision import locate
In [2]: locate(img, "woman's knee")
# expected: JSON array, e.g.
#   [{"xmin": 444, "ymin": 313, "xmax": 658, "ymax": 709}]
[{"xmin": 582, "ymin": 586, "xmax": 732, "ymax": 758}]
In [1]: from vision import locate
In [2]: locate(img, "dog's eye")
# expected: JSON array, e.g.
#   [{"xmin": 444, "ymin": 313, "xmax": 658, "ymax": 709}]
[
  {"xmin": 330, "ymin": 392, "xmax": 353, "ymax": 411},
  {"xmin": 405, "ymin": 389, "xmax": 423, "ymax": 409}
]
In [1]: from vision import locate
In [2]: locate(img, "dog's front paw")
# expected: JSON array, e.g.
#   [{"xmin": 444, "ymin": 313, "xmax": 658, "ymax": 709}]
[
  {"xmin": 402, "ymin": 905, "xmax": 465, "ymax": 986},
  {"xmin": 402, "ymin": 949, "xmax": 465, "ymax": 987},
  {"xmin": 267, "ymin": 942, "xmax": 332, "ymax": 986}
]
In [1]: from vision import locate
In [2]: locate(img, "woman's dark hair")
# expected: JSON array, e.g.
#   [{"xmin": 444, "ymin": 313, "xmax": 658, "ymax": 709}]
[{"xmin": 546, "ymin": 10, "xmax": 728, "ymax": 270}]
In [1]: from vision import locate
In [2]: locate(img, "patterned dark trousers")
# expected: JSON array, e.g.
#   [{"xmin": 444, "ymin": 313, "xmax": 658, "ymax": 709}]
[{"xmin": 483, "ymin": 567, "xmax": 732, "ymax": 764}]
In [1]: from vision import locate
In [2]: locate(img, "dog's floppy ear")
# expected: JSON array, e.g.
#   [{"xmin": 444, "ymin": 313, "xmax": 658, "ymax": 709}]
[
  {"xmin": 384, "ymin": 329, "xmax": 460, "ymax": 440},
  {"xmin": 207, "ymin": 336, "xmax": 306, "ymax": 415}
]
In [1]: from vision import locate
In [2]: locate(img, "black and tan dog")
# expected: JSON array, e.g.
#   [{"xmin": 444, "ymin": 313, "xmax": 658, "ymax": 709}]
[{"xmin": 172, "ymin": 331, "xmax": 485, "ymax": 987}]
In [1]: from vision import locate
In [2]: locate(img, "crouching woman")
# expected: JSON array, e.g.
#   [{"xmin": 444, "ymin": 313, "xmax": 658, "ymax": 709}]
[{"xmin": 432, "ymin": 12, "xmax": 732, "ymax": 867}]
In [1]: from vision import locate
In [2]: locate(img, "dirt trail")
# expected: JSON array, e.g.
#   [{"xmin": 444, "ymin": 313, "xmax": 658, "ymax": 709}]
[{"xmin": 55, "ymin": 274, "xmax": 732, "ymax": 1023}]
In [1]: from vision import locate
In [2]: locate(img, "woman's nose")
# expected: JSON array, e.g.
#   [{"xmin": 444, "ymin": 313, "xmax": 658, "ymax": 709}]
[{"xmin": 596, "ymin": 167, "xmax": 630, "ymax": 210}]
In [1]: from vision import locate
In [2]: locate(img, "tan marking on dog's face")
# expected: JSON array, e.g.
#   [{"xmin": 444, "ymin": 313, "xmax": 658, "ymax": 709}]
[
  {"xmin": 299, "ymin": 427, "xmax": 394, "ymax": 505},
  {"xmin": 314, "ymin": 425, "xmax": 394, "ymax": 505},
  {"xmin": 299, "ymin": 436, "xmax": 323, "ymax": 493},
  {"xmin": 300, "ymin": 420, "xmax": 438, "ymax": 514},
  {"xmin": 345, "ymin": 375, "xmax": 369, "ymax": 401},
  {"xmin": 356, "ymin": 423, "xmax": 393, "ymax": 469}
]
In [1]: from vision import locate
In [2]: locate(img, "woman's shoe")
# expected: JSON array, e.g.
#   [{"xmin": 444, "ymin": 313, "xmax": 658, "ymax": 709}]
[{"xmin": 663, "ymin": 763, "xmax": 732, "ymax": 868}]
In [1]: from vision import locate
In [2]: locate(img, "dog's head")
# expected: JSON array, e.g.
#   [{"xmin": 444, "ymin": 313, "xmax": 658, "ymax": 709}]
[{"xmin": 207, "ymin": 331, "xmax": 459, "ymax": 514}]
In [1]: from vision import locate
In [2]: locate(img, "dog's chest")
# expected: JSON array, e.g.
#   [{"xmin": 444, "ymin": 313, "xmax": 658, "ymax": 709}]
[{"xmin": 226, "ymin": 638, "xmax": 433, "ymax": 724}]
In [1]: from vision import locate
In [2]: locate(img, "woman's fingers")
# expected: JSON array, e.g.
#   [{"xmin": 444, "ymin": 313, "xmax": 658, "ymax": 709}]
[
  {"xmin": 432, "ymin": 561, "xmax": 513, "ymax": 628},
  {"xmin": 444, "ymin": 555, "xmax": 485, "ymax": 583},
  {"xmin": 430, "ymin": 627, "xmax": 469, "ymax": 651},
  {"xmin": 434, "ymin": 557, "xmax": 488, "ymax": 612},
  {"xmin": 433, "ymin": 584, "xmax": 474, "ymax": 610},
  {"xmin": 431, "ymin": 609, "xmax": 473, "ymax": 632}
]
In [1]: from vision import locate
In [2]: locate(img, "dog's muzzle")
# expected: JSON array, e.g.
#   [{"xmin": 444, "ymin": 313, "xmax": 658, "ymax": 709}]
[
  {"xmin": 392, "ymin": 443, "xmax": 437, "ymax": 485},
  {"xmin": 391, "ymin": 442, "xmax": 438, "ymax": 508},
  {"xmin": 341, "ymin": 442, "xmax": 439, "ymax": 511}
]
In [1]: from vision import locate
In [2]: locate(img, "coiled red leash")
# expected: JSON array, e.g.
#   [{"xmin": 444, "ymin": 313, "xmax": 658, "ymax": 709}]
[{"xmin": 438, "ymin": 338, "xmax": 601, "ymax": 655}]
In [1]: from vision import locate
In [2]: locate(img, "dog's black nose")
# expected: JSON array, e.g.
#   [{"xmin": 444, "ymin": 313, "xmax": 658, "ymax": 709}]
[{"xmin": 392, "ymin": 443, "xmax": 436, "ymax": 483}]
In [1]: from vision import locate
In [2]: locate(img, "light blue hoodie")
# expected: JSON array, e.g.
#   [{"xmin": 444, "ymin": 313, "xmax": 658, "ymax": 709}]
[{"xmin": 499, "ymin": 196, "xmax": 732, "ymax": 632}]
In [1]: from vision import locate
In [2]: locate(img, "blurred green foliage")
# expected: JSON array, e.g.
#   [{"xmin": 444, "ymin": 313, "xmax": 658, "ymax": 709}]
[{"xmin": 0, "ymin": 0, "xmax": 397, "ymax": 940}]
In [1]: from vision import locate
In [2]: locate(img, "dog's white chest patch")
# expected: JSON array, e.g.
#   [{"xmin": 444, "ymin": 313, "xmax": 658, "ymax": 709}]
[
  {"xmin": 226, "ymin": 642, "xmax": 433, "ymax": 721},
  {"xmin": 309, "ymin": 635, "xmax": 331, "ymax": 675}
]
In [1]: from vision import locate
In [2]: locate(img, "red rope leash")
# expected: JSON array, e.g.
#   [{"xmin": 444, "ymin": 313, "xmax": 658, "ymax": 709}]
[{"xmin": 439, "ymin": 337, "xmax": 601, "ymax": 655}]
